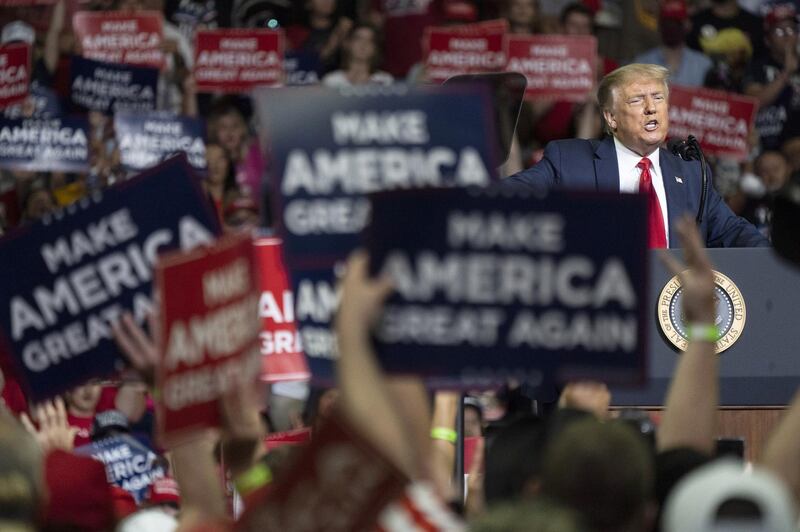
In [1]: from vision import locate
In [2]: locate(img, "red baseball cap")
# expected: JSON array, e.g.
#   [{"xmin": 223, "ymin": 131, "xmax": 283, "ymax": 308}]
[
  {"xmin": 660, "ymin": 0, "xmax": 688, "ymax": 21},
  {"xmin": 44, "ymin": 450, "xmax": 116, "ymax": 531},
  {"xmin": 765, "ymin": 4, "xmax": 798, "ymax": 29},
  {"xmin": 146, "ymin": 476, "xmax": 181, "ymax": 506}
]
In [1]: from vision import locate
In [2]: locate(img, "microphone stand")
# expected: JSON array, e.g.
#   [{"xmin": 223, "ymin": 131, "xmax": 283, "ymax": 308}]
[{"xmin": 688, "ymin": 135, "xmax": 708, "ymax": 225}]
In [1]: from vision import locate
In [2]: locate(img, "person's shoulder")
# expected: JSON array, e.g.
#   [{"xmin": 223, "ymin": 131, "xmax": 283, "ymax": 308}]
[
  {"xmin": 633, "ymin": 48, "xmax": 662, "ymax": 64},
  {"xmin": 322, "ymin": 70, "xmax": 348, "ymax": 87},
  {"xmin": 370, "ymin": 71, "xmax": 394, "ymax": 84},
  {"xmin": 541, "ymin": 138, "xmax": 602, "ymax": 161},
  {"xmin": 548, "ymin": 138, "xmax": 602, "ymax": 151},
  {"xmin": 683, "ymin": 46, "xmax": 713, "ymax": 65}
]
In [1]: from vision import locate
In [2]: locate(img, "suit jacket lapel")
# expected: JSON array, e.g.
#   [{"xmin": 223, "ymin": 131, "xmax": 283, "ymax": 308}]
[
  {"xmin": 593, "ymin": 136, "xmax": 620, "ymax": 192},
  {"xmin": 659, "ymin": 148, "xmax": 688, "ymax": 248}
]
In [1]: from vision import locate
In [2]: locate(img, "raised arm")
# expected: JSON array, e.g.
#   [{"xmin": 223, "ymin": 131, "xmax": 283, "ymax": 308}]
[
  {"xmin": 760, "ymin": 389, "xmax": 800, "ymax": 504},
  {"xmin": 657, "ymin": 217, "xmax": 719, "ymax": 454},
  {"xmin": 335, "ymin": 251, "xmax": 421, "ymax": 478}
]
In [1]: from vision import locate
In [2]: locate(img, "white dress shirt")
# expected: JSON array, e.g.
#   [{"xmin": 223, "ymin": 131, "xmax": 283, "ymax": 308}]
[{"xmin": 614, "ymin": 137, "xmax": 670, "ymax": 244}]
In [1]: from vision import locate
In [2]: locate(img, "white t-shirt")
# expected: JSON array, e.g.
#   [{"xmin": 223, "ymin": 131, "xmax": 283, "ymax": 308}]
[{"xmin": 322, "ymin": 70, "xmax": 394, "ymax": 88}]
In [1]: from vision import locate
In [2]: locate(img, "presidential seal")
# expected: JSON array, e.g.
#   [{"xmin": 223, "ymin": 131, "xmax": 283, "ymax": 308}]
[{"xmin": 657, "ymin": 270, "xmax": 746, "ymax": 354}]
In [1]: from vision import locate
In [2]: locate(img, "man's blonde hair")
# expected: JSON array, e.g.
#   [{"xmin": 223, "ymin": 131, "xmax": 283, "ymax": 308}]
[{"xmin": 597, "ymin": 63, "xmax": 670, "ymax": 134}]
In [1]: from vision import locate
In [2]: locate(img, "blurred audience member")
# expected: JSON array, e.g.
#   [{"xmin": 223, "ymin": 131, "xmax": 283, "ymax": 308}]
[
  {"xmin": 662, "ymin": 460, "xmax": 797, "ymax": 532},
  {"xmin": 368, "ymin": 0, "xmax": 444, "ymax": 78},
  {"xmin": 322, "ymin": 24, "xmax": 392, "ymax": 87},
  {"xmin": 634, "ymin": 0, "xmax": 712, "ymax": 87},
  {"xmin": 64, "ymin": 380, "xmax": 103, "ymax": 447},
  {"xmin": 464, "ymin": 396, "xmax": 484, "ymax": 438},
  {"xmin": 0, "ymin": 411, "xmax": 42, "ymax": 531},
  {"xmin": 204, "ymin": 142, "xmax": 237, "ymax": 220},
  {"xmin": 745, "ymin": 5, "xmax": 800, "ymax": 151},
  {"xmin": 207, "ymin": 97, "xmax": 265, "ymax": 202},
  {"xmin": 687, "ymin": 0, "xmax": 765, "ymax": 58},
  {"xmin": 701, "ymin": 27, "xmax": 754, "ymax": 93},
  {"xmin": 286, "ymin": 0, "xmax": 352, "ymax": 73},
  {"xmin": 504, "ymin": 0, "xmax": 540, "ymax": 34}
]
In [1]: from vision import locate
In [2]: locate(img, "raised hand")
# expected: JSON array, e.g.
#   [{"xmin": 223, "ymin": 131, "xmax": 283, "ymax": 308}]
[{"xmin": 20, "ymin": 397, "xmax": 79, "ymax": 452}]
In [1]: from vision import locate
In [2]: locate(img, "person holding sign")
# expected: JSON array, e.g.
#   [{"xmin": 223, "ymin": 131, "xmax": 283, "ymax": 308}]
[{"xmin": 507, "ymin": 63, "xmax": 768, "ymax": 248}]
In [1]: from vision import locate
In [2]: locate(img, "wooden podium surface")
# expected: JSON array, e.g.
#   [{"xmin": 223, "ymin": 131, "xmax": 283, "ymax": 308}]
[{"xmin": 628, "ymin": 407, "xmax": 786, "ymax": 462}]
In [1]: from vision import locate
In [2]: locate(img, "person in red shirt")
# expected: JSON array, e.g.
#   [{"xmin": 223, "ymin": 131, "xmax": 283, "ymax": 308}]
[
  {"xmin": 530, "ymin": 2, "xmax": 617, "ymax": 150},
  {"xmin": 64, "ymin": 380, "xmax": 102, "ymax": 447},
  {"xmin": 369, "ymin": 0, "xmax": 445, "ymax": 78}
]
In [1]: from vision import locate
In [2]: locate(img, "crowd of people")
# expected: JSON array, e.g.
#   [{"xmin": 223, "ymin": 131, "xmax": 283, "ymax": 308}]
[{"xmin": 0, "ymin": 0, "xmax": 799, "ymax": 530}]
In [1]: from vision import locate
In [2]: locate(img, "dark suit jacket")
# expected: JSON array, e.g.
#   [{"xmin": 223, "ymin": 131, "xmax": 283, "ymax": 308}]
[{"xmin": 504, "ymin": 136, "xmax": 769, "ymax": 248}]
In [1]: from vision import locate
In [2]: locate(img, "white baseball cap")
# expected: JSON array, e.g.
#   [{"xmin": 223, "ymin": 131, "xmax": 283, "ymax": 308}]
[
  {"xmin": 1, "ymin": 21, "xmax": 35, "ymax": 45},
  {"xmin": 662, "ymin": 459, "xmax": 798, "ymax": 532}
]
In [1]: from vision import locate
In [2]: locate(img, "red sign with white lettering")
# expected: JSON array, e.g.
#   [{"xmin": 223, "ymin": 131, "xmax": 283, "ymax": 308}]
[
  {"xmin": 668, "ymin": 85, "xmax": 758, "ymax": 161},
  {"xmin": 255, "ymin": 237, "xmax": 309, "ymax": 383},
  {"xmin": 73, "ymin": 11, "xmax": 164, "ymax": 69},
  {"xmin": 155, "ymin": 234, "xmax": 261, "ymax": 447},
  {"xmin": 0, "ymin": 43, "xmax": 30, "ymax": 109},
  {"xmin": 238, "ymin": 413, "xmax": 408, "ymax": 532},
  {"xmin": 423, "ymin": 20, "xmax": 508, "ymax": 84},
  {"xmin": 264, "ymin": 427, "xmax": 312, "ymax": 450},
  {"xmin": 194, "ymin": 29, "xmax": 284, "ymax": 93},
  {"xmin": 505, "ymin": 35, "xmax": 596, "ymax": 101}
]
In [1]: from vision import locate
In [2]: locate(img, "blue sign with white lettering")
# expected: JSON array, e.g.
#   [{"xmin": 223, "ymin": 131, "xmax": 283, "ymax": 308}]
[
  {"xmin": 365, "ymin": 188, "xmax": 650, "ymax": 388},
  {"xmin": 0, "ymin": 155, "xmax": 221, "ymax": 401},
  {"xmin": 284, "ymin": 51, "xmax": 321, "ymax": 86},
  {"xmin": 70, "ymin": 55, "xmax": 158, "ymax": 115},
  {"xmin": 0, "ymin": 117, "xmax": 89, "ymax": 172},
  {"xmin": 253, "ymin": 84, "xmax": 501, "ymax": 381},
  {"xmin": 3, "ymin": 82, "xmax": 63, "ymax": 120},
  {"xmin": 74, "ymin": 434, "xmax": 165, "ymax": 503},
  {"xmin": 115, "ymin": 111, "xmax": 206, "ymax": 172}
]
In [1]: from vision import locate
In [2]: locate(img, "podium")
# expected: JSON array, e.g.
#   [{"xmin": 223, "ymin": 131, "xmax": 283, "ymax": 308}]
[
  {"xmin": 610, "ymin": 247, "xmax": 798, "ymax": 459},
  {"xmin": 612, "ymin": 247, "xmax": 799, "ymax": 406}
]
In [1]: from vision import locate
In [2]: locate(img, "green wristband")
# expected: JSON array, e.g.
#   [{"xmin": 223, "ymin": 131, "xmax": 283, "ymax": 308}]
[
  {"xmin": 234, "ymin": 462, "xmax": 272, "ymax": 496},
  {"xmin": 687, "ymin": 323, "xmax": 719, "ymax": 343},
  {"xmin": 431, "ymin": 427, "xmax": 457, "ymax": 443}
]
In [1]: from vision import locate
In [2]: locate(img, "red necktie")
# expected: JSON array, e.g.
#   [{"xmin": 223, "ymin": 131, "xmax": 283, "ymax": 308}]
[{"xmin": 637, "ymin": 157, "xmax": 667, "ymax": 248}]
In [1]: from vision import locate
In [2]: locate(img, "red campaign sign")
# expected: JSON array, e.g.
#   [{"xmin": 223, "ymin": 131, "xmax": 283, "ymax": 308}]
[
  {"xmin": 238, "ymin": 412, "xmax": 409, "ymax": 532},
  {"xmin": 0, "ymin": 43, "xmax": 30, "ymax": 109},
  {"xmin": 264, "ymin": 427, "xmax": 312, "ymax": 451},
  {"xmin": 194, "ymin": 29, "xmax": 284, "ymax": 93},
  {"xmin": 423, "ymin": 19, "xmax": 508, "ymax": 84},
  {"xmin": 156, "ymin": 233, "xmax": 262, "ymax": 447},
  {"xmin": 668, "ymin": 84, "xmax": 758, "ymax": 161},
  {"xmin": 505, "ymin": 35, "xmax": 596, "ymax": 101},
  {"xmin": 255, "ymin": 238, "xmax": 309, "ymax": 383},
  {"xmin": 0, "ymin": 0, "xmax": 55, "ymax": 4},
  {"xmin": 73, "ymin": 11, "xmax": 164, "ymax": 69}
]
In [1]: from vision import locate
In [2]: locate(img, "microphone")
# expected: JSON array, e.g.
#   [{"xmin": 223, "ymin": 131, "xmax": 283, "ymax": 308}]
[
  {"xmin": 667, "ymin": 138, "xmax": 699, "ymax": 161},
  {"xmin": 667, "ymin": 135, "xmax": 707, "ymax": 225}
]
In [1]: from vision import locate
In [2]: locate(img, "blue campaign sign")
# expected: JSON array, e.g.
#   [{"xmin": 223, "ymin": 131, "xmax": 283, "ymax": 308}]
[
  {"xmin": 253, "ymin": 84, "xmax": 501, "ymax": 381},
  {"xmin": 0, "ymin": 117, "xmax": 89, "ymax": 172},
  {"xmin": 115, "ymin": 111, "xmax": 206, "ymax": 173},
  {"xmin": 70, "ymin": 55, "xmax": 158, "ymax": 115},
  {"xmin": 0, "ymin": 155, "xmax": 221, "ymax": 401},
  {"xmin": 74, "ymin": 434, "xmax": 165, "ymax": 503},
  {"xmin": 364, "ymin": 188, "xmax": 650, "ymax": 388},
  {"xmin": 284, "ymin": 51, "xmax": 321, "ymax": 86},
  {"xmin": 3, "ymin": 82, "xmax": 63, "ymax": 120}
]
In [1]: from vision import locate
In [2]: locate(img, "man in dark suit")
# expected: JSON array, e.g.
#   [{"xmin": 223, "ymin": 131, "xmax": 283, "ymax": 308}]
[{"xmin": 505, "ymin": 63, "xmax": 768, "ymax": 248}]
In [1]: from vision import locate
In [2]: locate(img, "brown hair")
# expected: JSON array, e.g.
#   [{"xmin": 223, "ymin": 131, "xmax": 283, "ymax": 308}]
[{"xmin": 541, "ymin": 418, "xmax": 654, "ymax": 532}]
